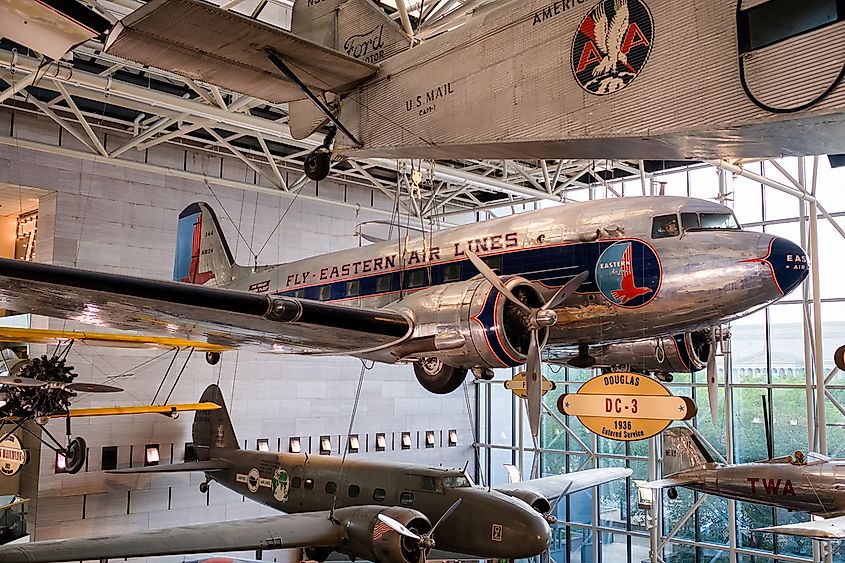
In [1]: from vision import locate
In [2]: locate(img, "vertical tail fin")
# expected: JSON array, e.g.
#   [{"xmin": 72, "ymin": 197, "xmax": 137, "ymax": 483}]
[
  {"xmin": 193, "ymin": 384, "xmax": 239, "ymax": 459},
  {"xmin": 174, "ymin": 202, "xmax": 236, "ymax": 287},
  {"xmin": 662, "ymin": 427, "xmax": 714, "ymax": 476}
]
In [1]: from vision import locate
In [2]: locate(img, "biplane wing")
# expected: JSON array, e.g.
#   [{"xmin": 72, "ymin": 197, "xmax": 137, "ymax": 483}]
[
  {"xmin": 0, "ymin": 326, "xmax": 232, "ymax": 351},
  {"xmin": 104, "ymin": 0, "xmax": 378, "ymax": 104},
  {"xmin": 66, "ymin": 403, "xmax": 221, "ymax": 418}
]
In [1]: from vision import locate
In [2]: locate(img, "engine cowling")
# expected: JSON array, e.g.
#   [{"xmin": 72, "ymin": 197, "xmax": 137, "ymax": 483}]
[
  {"xmin": 568, "ymin": 331, "xmax": 710, "ymax": 373},
  {"xmin": 390, "ymin": 276, "xmax": 549, "ymax": 369},
  {"xmin": 340, "ymin": 506, "xmax": 431, "ymax": 563},
  {"xmin": 498, "ymin": 489, "xmax": 552, "ymax": 515}
]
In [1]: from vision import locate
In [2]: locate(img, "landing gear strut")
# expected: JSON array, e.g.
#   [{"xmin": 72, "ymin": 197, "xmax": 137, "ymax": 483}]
[{"xmin": 414, "ymin": 358, "xmax": 468, "ymax": 394}]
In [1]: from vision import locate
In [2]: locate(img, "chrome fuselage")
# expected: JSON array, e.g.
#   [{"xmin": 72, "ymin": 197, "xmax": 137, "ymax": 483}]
[
  {"xmin": 679, "ymin": 458, "xmax": 845, "ymax": 517},
  {"xmin": 221, "ymin": 196, "xmax": 806, "ymax": 359}
]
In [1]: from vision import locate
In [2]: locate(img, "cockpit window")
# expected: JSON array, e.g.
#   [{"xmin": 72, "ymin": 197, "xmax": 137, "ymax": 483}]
[
  {"xmin": 682, "ymin": 212, "xmax": 740, "ymax": 232},
  {"xmin": 652, "ymin": 214, "xmax": 680, "ymax": 239},
  {"xmin": 443, "ymin": 475, "xmax": 471, "ymax": 488}
]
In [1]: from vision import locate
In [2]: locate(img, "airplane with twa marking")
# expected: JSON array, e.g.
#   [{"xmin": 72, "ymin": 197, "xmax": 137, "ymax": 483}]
[
  {"xmin": 0, "ymin": 196, "xmax": 807, "ymax": 437},
  {"xmin": 638, "ymin": 428, "xmax": 845, "ymax": 539},
  {"xmin": 0, "ymin": 385, "xmax": 631, "ymax": 563}
]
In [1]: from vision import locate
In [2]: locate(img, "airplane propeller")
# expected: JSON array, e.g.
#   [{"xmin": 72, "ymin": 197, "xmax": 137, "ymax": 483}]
[
  {"xmin": 465, "ymin": 250, "xmax": 588, "ymax": 438},
  {"xmin": 705, "ymin": 326, "xmax": 729, "ymax": 424},
  {"xmin": 0, "ymin": 375, "xmax": 122, "ymax": 393},
  {"xmin": 377, "ymin": 498, "xmax": 462, "ymax": 563}
]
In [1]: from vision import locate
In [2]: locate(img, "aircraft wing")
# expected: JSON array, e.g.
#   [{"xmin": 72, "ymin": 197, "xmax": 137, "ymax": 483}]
[
  {"xmin": 755, "ymin": 515, "xmax": 845, "ymax": 539},
  {"xmin": 0, "ymin": 511, "xmax": 347, "ymax": 563},
  {"xmin": 0, "ymin": 258, "xmax": 412, "ymax": 355},
  {"xmin": 636, "ymin": 476, "xmax": 701, "ymax": 489},
  {"xmin": 496, "ymin": 468, "xmax": 633, "ymax": 500},
  {"xmin": 67, "ymin": 403, "xmax": 221, "ymax": 418},
  {"xmin": 107, "ymin": 460, "xmax": 230, "ymax": 474},
  {"xmin": 0, "ymin": 326, "xmax": 232, "ymax": 351},
  {"xmin": 104, "ymin": 0, "xmax": 378, "ymax": 104}
]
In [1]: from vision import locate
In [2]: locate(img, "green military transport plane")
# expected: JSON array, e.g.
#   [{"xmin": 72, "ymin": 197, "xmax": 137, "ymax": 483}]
[{"xmin": 0, "ymin": 385, "xmax": 631, "ymax": 563}]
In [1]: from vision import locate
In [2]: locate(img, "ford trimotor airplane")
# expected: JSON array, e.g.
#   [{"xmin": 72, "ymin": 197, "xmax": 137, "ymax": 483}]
[
  {"xmin": 638, "ymin": 428, "xmax": 845, "ymax": 539},
  {"xmin": 0, "ymin": 196, "xmax": 808, "ymax": 437},
  {"xmin": 0, "ymin": 384, "xmax": 632, "ymax": 563},
  {"xmin": 93, "ymin": 0, "xmax": 845, "ymax": 178}
]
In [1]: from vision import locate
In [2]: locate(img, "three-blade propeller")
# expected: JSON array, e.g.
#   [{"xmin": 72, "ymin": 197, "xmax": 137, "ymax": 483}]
[
  {"xmin": 377, "ymin": 498, "xmax": 462, "ymax": 563},
  {"xmin": 465, "ymin": 250, "xmax": 588, "ymax": 438},
  {"xmin": 0, "ymin": 375, "xmax": 122, "ymax": 393}
]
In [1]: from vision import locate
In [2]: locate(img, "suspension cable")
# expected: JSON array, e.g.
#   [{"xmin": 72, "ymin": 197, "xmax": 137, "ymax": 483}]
[{"xmin": 330, "ymin": 361, "xmax": 369, "ymax": 519}]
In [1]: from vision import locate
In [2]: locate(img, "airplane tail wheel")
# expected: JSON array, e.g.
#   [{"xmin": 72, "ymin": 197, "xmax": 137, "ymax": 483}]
[
  {"xmin": 199, "ymin": 482, "xmax": 209, "ymax": 494},
  {"xmin": 205, "ymin": 351, "xmax": 221, "ymax": 366},
  {"xmin": 667, "ymin": 487, "xmax": 678, "ymax": 500},
  {"xmin": 304, "ymin": 148, "xmax": 331, "ymax": 181},
  {"xmin": 413, "ymin": 358, "xmax": 468, "ymax": 394},
  {"xmin": 65, "ymin": 436, "xmax": 87, "ymax": 475}
]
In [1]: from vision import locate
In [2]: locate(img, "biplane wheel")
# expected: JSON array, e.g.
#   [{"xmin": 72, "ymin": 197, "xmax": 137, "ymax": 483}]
[
  {"xmin": 304, "ymin": 148, "xmax": 331, "ymax": 182},
  {"xmin": 205, "ymin": 351, "xmax": 221, "ymax": 366},
  {"xmin": 413, "ymin": 358, "xmax": 467, "ymax": 395},
  {"xmin": 65, "ymin": 436, "xmax": 87, "ymax": 475},
  {"xmin": 199, "ymin": 482, "xmax": 209, "ymax": 494},
  {"xmin": 667, "ymin": 487, "xmax": 678, "ymax": 500}
]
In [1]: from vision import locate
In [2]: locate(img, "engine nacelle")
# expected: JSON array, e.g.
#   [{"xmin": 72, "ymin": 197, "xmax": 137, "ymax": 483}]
[
  {"xmin": 340, "ymin": 506, "xmax": 431, "ymax": 563},
  {"xmin": 390, "ymin": 276, "xmax": 548, "ymax": 369},
  {"xmin": 498, "ymin": 489, "xmax": 551, "ymax": 514},
  {"xmin": 570, "ymin": 331, "xmax": 710, "ymax": 373}
]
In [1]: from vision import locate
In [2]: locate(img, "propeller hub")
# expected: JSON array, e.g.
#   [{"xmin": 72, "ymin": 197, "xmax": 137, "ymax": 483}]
[{"xmin": 534, "ymin": 309, "xmax": 558, "ymax": 328}]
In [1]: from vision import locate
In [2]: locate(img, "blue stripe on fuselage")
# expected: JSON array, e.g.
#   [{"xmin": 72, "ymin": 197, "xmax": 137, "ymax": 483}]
[{"xmin": 275, "ymin": 238, "xmax": 661, "ymax": 305}]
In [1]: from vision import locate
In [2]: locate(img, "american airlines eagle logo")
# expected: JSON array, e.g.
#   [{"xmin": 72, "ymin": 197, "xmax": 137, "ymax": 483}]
[
  {"xmin": 595, "ymin": 241, "xmax": 660, "ymax": 308},
  {"xmin": 571, "ymin": 0, "xmax": 654, "ymax": 95}
]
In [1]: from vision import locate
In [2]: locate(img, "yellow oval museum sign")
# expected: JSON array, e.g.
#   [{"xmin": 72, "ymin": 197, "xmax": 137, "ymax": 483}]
[{"xmin": 557, "ymin": 372, "xmax": 696, "ymax": 441}]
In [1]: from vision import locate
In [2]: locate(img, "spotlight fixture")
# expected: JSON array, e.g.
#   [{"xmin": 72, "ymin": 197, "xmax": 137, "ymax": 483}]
[
  {"xmin": 348, "ymin": 434, "xmax": 359, "ymax": 453},
  {"xmin": 319, "ymin": 435, "xmax": 332, "ymax": 455},
  {"xmin": 144, "ymin": 444, "xmax": 160, "ymax": 466},
  {"xmin": 448, "ymin": 429, "xmax": 458, "ymax": 447},
  {"xmin": 375, "ymin": 433, "xmax": 386, "ymax": 451},
  {"xmin": 257, "ymin": 439, "xmax": 270, "ymax": 452},
  {"xmin": 401, "ymin": 432, "xmax": 411, "ymax": 450},
  {"xmin": 289, "ymin": 437, "xmax": 302, "ymax": 453},
  {"xmin": 425, "ymin": 430, "xmax": 436, "ymax": 448}
]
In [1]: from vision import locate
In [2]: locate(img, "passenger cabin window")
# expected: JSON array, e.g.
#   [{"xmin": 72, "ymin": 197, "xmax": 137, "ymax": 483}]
[
  {"xmin": 376, "ymin": 275, "xmax": 391, "ymax": 293},
  {"xmin": 293, "ymin": 289, "xmax": 306, "ymax": 299},
  {"xmin": 442, "ymin": 263, "xmax": 461, "ymax": 282},
  {"xmin": 373, "ymin": 488, "xmax": 386, "ymax": 502},
  {"xmin": 325, "ymin": 481, "xmax": 337, "ymax": 494},
  {"xmin": 292, "ymin": 477, "xmax": 302, "ymax": 488},
  {"xmin": 738, "ymin": 0, "xmax": 842, "ymax": 53},
  {"xmin": 304, "ymin": 478, "xmax": 314, "ymax": 490},
  {"xmin": 481, "ymin": 255, "xmax": 502, "ymax": 273},
  {"xmin": 318, "ymin": 285, "xmax": 332, "ymax": 301},
  {"xmin": 652, "ymin": 214, "xmax": 680, "ymax": 239},
  {"xmin": 348, "ymin": 485, "xmax": 360, "ymax": 498},
  {"xmin": 345, "ymin": 280, "xmax": 360, "ymax": 298},
  {"xmin": 406, "ymin": 269, "xmax": 425, "ymax": 288},
  {"xmin": 400, "ymin": 492, "xmax": 414, "ymax": 506}
]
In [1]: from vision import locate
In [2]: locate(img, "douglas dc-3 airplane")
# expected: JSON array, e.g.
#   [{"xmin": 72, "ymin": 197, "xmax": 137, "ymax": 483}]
[
  {"xmin": 0, "ymin": 384, "xmax": 632, "ymax": 563},
  {"xmin": 0, "ymin": 196, "xmax": 807, "ymax": 437},
  {"xmin": 639, "ymin": 428, "xmax": 845, "ymax": 539}
]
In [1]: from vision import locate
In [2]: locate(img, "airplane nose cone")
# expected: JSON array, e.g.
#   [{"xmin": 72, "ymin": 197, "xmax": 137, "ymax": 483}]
[{"xmin": 759, "ymin": 236, "xmax": 808, "ymax": 296}]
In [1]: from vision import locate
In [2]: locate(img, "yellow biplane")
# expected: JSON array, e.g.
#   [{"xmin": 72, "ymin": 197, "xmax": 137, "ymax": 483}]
[{"xmin": 0, "ymin": 327, "xmax": 232, "ymax": 474}]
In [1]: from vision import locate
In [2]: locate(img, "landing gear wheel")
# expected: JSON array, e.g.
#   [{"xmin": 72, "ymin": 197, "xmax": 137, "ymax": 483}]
[
  {"xmin": 205, "ymin": 351, "xmax": 221, "ymax": 366},
  {"xmin": 304, "ymin": 547, "xmax": 332, "ymax": 562},
  {"xmin": 199, "ymin": 482, "xmax": 209, "ymax": 494},
  {"xmin": 667, "ymin": 487, "xmax": 678, "ymax": 500},
  {"xmin": 835, "ymin": 345, "xmax": 845, "ymax": 372},
  {"xmin": 414, "ymin": 358, "xmax": 468, "ymax": 394},
  {"xmin": 304, "ymin": 148, "xmax": 331, "ymax": 181},
  {"xmin": 65, "ymin": 436, "xmax": 87, "ymax": 475}
]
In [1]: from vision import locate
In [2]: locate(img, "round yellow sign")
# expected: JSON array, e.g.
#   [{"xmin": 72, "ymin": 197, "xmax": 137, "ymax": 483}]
[{"xmin": 557, "ymin": 372, "xmax": 696, "ymax": 441}]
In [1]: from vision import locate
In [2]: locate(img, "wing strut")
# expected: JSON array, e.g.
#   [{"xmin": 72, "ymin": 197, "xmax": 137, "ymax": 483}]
[{"xmin": 266, "ymin": 51, "xmax": 362, "ymax": 148}]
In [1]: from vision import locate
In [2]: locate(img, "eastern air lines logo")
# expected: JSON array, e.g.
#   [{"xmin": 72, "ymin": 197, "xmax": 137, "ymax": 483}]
[
  {"xmin": 595, "ymin": 241, "xmax": 660, "ymax": 308},
  {"xmin": 571, "ymin": 0, "xmax": 654, "ymax": 95}
]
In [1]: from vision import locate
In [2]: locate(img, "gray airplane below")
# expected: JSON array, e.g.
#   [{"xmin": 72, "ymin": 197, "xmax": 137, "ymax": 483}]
[
  {"xmin": 0, "ymin": 196, "xmax": 808, "ymax": 438},
  {"xmin": 0, "ymin": 384, "xmax": 631, "ymax": 563},
  {"xmin": 639, "ymin": 427, "xmax": 845, "ymax": 539}
]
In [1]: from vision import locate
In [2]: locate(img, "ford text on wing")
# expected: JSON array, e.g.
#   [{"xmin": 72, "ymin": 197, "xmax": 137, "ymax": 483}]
[{"xmin": 0, "ymin": 196, "xmax": 807, "ymax": 399}]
